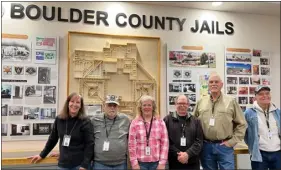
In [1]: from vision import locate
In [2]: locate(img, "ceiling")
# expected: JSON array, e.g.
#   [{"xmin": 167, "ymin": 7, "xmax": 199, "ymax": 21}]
[{"xmin": 134, "ymin": 2, "xmax": 280, "ymax": 17}]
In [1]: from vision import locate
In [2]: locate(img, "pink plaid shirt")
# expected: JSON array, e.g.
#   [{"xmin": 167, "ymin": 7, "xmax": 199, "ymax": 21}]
[{"xmin": 128, "ymin": 116, "xmax": 169, "ymax": 167}]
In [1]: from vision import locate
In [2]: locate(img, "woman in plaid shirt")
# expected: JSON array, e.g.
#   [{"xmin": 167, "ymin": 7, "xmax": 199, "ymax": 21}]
[{"xmin": 128, "ymin": 95, "xmax": 169, "ymax": 170}]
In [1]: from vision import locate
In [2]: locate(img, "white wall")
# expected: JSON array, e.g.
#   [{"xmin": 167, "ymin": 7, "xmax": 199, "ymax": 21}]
[{"xmin": 2, "ymin": 2, "xmax": 280, "ymax": 165}]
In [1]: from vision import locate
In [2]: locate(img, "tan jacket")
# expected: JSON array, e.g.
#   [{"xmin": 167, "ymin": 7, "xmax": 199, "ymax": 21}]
[{"xmin": 193, "ymin": 94, "xmax": 246, "ymax": 146}]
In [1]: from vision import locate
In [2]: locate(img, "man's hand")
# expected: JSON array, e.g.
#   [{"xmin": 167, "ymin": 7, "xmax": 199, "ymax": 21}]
[
  {"xmin": 157, "ymin": 164, "xmax": 166, "ymax": 169},
  {"xmin": 177, "ymin": 152, "xmax": 189, "ymax": 164},
  {"xmin": 132, "ymin": 164, "xmax": 141, "ymax": 170},
  {"xmin": 220, "ymin": 141, "xmax": 232, "ymax": 147}
]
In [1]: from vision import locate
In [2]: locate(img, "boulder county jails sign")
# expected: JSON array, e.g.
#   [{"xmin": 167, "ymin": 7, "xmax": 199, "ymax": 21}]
[{"xmin": 9, "ymin": 3, "xmax": 234, "ymax": 35}]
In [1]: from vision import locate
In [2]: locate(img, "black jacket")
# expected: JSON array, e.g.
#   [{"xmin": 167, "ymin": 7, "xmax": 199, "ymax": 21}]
[
  {"xmin": 163, "ymin": 112, "xmax": 203, "ymax": 168},
  {"xmin": 40, "ymin": 116, "xmax": 94, "ymax": 169}
]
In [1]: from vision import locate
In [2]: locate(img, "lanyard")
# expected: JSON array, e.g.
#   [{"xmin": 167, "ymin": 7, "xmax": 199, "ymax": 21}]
[
  {"xmin": 177, "ymin": 114, "xmax": 187, "ymax": 137},
  {"xmin": 263, "ymin": 109, "xmax": 270, "ymax": 132},
  {"xmin": 143, "ymin": 117, "xmax": 153, "ymax": 146},
  {"xmin": 65, "ymin": 119, "xmax": 78, "ymax": 136},
  {"xmin": 104, "ymin": 115, "xmax": 116, "ymax": 139}
]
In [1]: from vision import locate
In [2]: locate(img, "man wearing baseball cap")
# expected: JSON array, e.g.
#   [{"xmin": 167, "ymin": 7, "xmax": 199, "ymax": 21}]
[
  {"xmin": 90, "ymin": 95, "xmax": 130, "ymax": 170},
  {"xmin": 244, "ymin": 85, "xmax": 281, "ymax": 170}
]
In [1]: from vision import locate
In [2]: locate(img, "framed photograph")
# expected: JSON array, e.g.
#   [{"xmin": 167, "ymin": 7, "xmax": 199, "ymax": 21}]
[
  {"xmin": 85, "ymin": 104, "xmax": 102, "ymax": 117},
  {"xmin": 253, "ymin": 49, "xmax": 261, "ymax": 57},
  {"xmin": 1, "ymin": 84, "xmax": 12, "ymax": 99},
  {"xmin": 169, "ymin": 83, "xmax": 182, "ymax": 93},
  {"xmin": 38, "ymin": 67, "xmax": 51, "ymax": 84},
  {"xmin": 226, "ymin": 53, "xmax": 251, "ymax": 62},
  {"xmin": 40, "ymin": 108, "xmax": 56, "ymax": 119},
  {"xmin": 43, "ymin": 86, "xmax": 56, "ymax": 104},
  {"xmin": 238, "ymin": 97, "xmax": 248, "ymax": 104},
  {"xmin": 261, "ymin": 67, "xmax": 270, "ymax": 76},
  {"xmin": 33, "ymin": 123, "xmax": 53, "ymax": 135},
  {"xmin": 249, "ymin": 97, "xmax": 255, "ymax": 104},
  {"xmin": 2, "ymin": 104, "xmax": 8, "ymax": 116},
  {"xmin": 227, "ymin": 77, "xmax": 238, "ymax": 85},
  {"xmin": 2, "ymin": 124, "xmax": 8, "ymax": 136},
  {"xmin": 227, "ymin": 86, "xmax": 237, "ymax": 95},
  {"xmin": 188, "ymin": 103, "xmax": 196, "ymax": 113},
  {"xmin": 23, "ymin": 107, "xmax": 40, "ymax": 120},
  {"xmin": 250, "ymin": 76, "xmax": 260, "ymax": 85},
  {"xmin": 252, "ymin": 65, "xmax": 259, "ymax": 75},
  {"xmin": 8, "ymin": 106, "xmax": 23, "ymax": 116},
  {"xmin": 24, "ymin": 85, "xmax": 42, "ymax": 97},
  {"xmin": 169, "ymin": 96, "xmax": 177, "ymax": 105},
  {"xmin": 10, "ymin": 123, "xmax": 30, "ymax": 136},
  {"xmin": 183, "ymin": 83, "xmax": 196, "ymax": 93},
  {"xmin": 239, "ymin": 77, "xmax": 249, "ymax": 85},
  {"xmin": 2, "ymin": 38, "xmax": 31, "ymax": 62},
  {"xmin": 249, "ymin": 87, "xmax": 256, "ymax": 95},
  {"xmin": 226, "ymin": 63, "xmax": 251, "ymax": 75},
  {"xmin": 238, "ymin": 87, "xmax": 249, "ymax": 95},
  {"xmin": 260, "ymin": 58, "xmax": 270, "ymax": 65},
  {"xmin": 12, "ymin": 85, "xmax": 23, "ymax": 99},
  {"xmin": 185, "ymin": 94, "xmax": 196, "ymax": 103}
]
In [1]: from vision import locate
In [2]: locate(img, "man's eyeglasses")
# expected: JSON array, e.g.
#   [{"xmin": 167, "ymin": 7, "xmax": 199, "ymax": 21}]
[{"xmin": 176, "ymin": 103, "xmax": 188, "ymax": 106}]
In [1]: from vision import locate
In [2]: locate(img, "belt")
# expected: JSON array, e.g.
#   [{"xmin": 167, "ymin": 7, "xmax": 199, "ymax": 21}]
[{"xmin": 203, "ymin": 138, "xmax": 229, "ymax": 143}]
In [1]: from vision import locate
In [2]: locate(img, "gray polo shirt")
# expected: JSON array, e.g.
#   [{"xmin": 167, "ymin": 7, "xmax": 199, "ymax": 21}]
[{"xmin": 91, "ymin": 112, "xmax": 130, "ymax": 166}]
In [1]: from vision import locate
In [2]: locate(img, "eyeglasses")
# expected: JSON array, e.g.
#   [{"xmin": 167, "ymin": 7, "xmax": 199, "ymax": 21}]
[{"xmin": 176, "ymin": 103, "xmax": 188, "ymax": 106}]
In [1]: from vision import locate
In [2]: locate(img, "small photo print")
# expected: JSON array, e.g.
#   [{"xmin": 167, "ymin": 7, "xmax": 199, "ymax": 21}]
[
  {"xmin": 38, "ymin": 67, "xmax": 51, "ymax": 84},
  {"xmin": 40, "ymin": 108, "xmax": 56, "ymax": 119},
  {"xmin": 227, "ymin": 77, "xmax": 238, "ymax": 85},
  {"xmin": 10, "ymin": 123, "xmax": 30, "ymax": 136},
  {"xmin": 238, "ymin": 97, "xmax": 248, "ymax": 104},
  {"xmin": 249, "ymin": 97, "xmax": 255, "ymax": 104},
  {"xmin": 23, "ymin": 107, "xmax": 40, "ymax": 120},
  {"xmin": 169, "ymin": 96, "xmax": 177, "ymax": 105},
  {"xmin": 185, "ymin": 94, "xmax": 196, "ymax": 103},
  {"xmin": 240, "ymin": 106, "xmax": 247, "ymax": 112},
  {"xmin": 2, "ymin": 65, "xmax": 12, "ymax": 75},
  {"xmin": 183, "ymin": 70, "xmax": 192, "ymax": 79},
  {"xmin": 238, "ymin": 87, "xmax": 249, "ymax": 95},
  {"xmin": 14, "ymin": 66, "xmax": 24, "ymax": 75},
  {"xmin": 169, "ymin": 83, "xmax": 182, "ymax": 93},
  {"xmin": 25, "ymin": 85, "xmax": 42, "ymax": 97},
  {"xmin": 261, "ymin": 67, "xmax": 270, "ymax": 76},
  {"xmin": 183, "ymin": 83, "xmax": 196, "ymax": 93},
  {"xmin": 261, "ymin": 78, "xmax": 271, "ymax": 85},
  {"xmin": 225, "ymin": 53, "xmax": 251, "ymax": 62},
  {"xmin": 43, "ymin": 86, "xmax": 56, "ymax": 104},
  {"xmin": 33, "ymin": 123, "xmax": 53, "ymax": 135},
  {"xmin": 2, "ymin": 104, "xmax": 8, "ymax": 116},
  {"xmin": 9, "ymin": 106, "xmax": 23, "ymax": 116},
  {"xmin": 226, "ymin": 63, "xmax": 251, "ymax": 75},
  {"xmin": 227, "ymin": 86, "xmax": 237, "ymax": 95},
  {"xmin": 1, "ymin": 84, "xmax": 12, "ymax": 99},
  {"xmin": 239, "ymin": 77, "xmax": 249, "ymax": 85},
  {"xmin": 260, "ymin": 58, "xmax": 270, "ymax": 65},
  {"xmin": 12, "ymin": 85, "xmax": 23, "ymax": 99},
  {"xmin": 250, "ymin": 76, "xmax": 260, "ymax": 85},
  {"xmin": 85, "ymin": 105, "xmax": 102, "ymax": 117},
  {"xmin": 252, "ymin": 65, "xmax": 259, "ymax": 75},
  {"xmin": 249, "ymin": 87, "xmax": 256, "ymax": 95},
  {"xmin": 2, "ymin": 124, "xmax": 8, "ymax": 136},
  {"xmin": 173, "ymin": 70, "xmax": 182, "ymax": 79},
  {"xmin": 25, "ymin": 66, "xmax": 37, "ymax": 76},
  {"xmin": 188, "ymin": 103, "xmax": 196, "ymax": 113},
  {"xmin": 253, "ymin": 49, "xmax": 261, "ymax": 57}
]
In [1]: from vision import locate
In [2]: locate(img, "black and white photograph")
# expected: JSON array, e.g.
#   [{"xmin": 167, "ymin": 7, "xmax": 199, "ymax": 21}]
[
  {"xmin": 188, "ymin": 103, "xmax": 196, "ymax": 112},
  {"xmin": 40, "ymin": 108, "xmax": 56, "ymax": 119},
  {"xmin": 239, "ymin": 77, "xmax": 249, "ymax": 85},
  {"xmin": 173, "ymin": 70, "xmax": 182, "ymax": 79},
  {"xmin": 85, "ymin": 105, "xmax": 102, "ymax": 117},
  {"xmin": 2, "ymin": 124, "xmax": 8, "ymax": 136},
  {"xmin": 2, "ymin": 104, "xmax": 8, "ymax": 116},
  {"xmin": 25, "ymin": 66, "xmax": 37, "ymax": 76},
  {"xmin": 2, "ymin": 39, "xmax": 31, "ymax": 62},
  {"xmin": 14, "ymin": 66, "xmax": 24, "ymax": 75},
  {"xmin": 33, "ymin": 123, "xmax": 53, "ymax": 135},
  {"xmin": 10, "ymin": 123, "xmax": 30, "ymax": 136},
  {"xmin": 261, "ymin": 67, "xmax": 270, "ymax": 76},
  {"xmin": 25, "ymin": 85, "xmax": 42, "ymax": 97},
  {"xmin": 185, "ymin": 94, "xmax": 196, "ymax": 103},
  {"xmin": 250, "ymin": 76, "xmax": 261, "ymax": 85},
  {"xmin": 260, "ymin": 58, "xmax": 270, "ymax": 65},
  {"xmin": 238, "ymin": 97, "xmax": 248, "ymax": 104},
  {"xmin": 43, "ymin": 86, "xmax": 56, "ymax": 104},
  {"xmin": 183, "ymin": 83, "xmax": 196, "ymax": 93},
  {"xmin": 249, "ymin": 97, "xmax": 255, "ymax": 104},
  {"xmin": 8, "ymin": 106, "xmax": 23, "ymax": 116},
  {"xmin": 169, "ymin": 96, "xmax": 177, "ymax": 105},
  {"xmin": 227, "ymin": 77, "xmax": 238, "ymax": 85},
  {"xmin": 2, "ymin": 84, "xmax": 12, "ymax": 99},
  {"xmin": 12, "ymin": 85, "xmax": 23, "ymax": 99},
  {"xmin": 169, "ymin": 83, "xmax": 182, "ymax": 93},
  {"xmin": 38, "ymin": 67, "xmax": 51, "ymax": 84},
  {"xmin": 2, "ymin": 65, "xmax": 12, "ymax": 75},
  {"xmin": 183, "ymin": 70, "xmax": 192, "ymax": 79},
  {"xmin": 227, "ymin": 86, "xmax": 237, "ymax": 95},
  {"xmin": 24, "ymin": 107, "xmax": 40, "ymax": 120}
]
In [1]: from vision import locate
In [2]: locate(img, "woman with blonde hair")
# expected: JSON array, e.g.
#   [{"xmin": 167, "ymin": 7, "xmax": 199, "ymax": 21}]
[
  {"xmin": 28, "ymin": 92, "xmax": 94, "ymax": 170},
  {"xmin": 128, "ymin": 95, "xmax": 169, "ymax": 170}
]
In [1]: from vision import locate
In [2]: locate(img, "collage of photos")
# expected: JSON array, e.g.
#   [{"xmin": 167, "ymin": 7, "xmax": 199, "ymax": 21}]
[
  {"xmin": 1, "ymin": 36, "xmax": 59, "ymax": 140},
  {"xmin": 225, "ymin": 48, "xmax": 271, "ymax": 112}
]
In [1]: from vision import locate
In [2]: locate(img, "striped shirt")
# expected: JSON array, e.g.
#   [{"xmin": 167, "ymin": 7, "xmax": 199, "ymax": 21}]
[{"xmin": 128, "ymin": 116, "xmax": 169, "ymax": 166}]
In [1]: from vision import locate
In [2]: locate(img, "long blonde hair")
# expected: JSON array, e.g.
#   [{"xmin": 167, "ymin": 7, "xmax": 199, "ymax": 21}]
[{"xmin": 136, "ymin": 95, "xmax": 159, "ymax": 119}]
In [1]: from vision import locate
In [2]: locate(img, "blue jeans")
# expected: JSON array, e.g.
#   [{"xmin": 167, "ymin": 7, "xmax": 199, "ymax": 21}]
[
  {"xmin": 251, "ymin": 150, "xmax": 281, "ymax": 170},
  {"xmin": 92, "ymin": 161, "xmax": 127, "ymax": 170},
  {"xmin": 200, "ymin": 142, "xmax": 234, "ymax": 170},
  {"xmin": 58, "ymin": 165, "xmax": 80, "ymax": 170},
  {"xmin": 138, "ymin": 161, "xmax": 159, "ymax": 170}
]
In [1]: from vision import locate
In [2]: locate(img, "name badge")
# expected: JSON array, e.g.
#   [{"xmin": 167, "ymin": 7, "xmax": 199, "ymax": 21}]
[
  {"xmin": 268, "ymin": 131, "xmax": 273, "ymax": 139},
  {"xmin": 145, "ymin": 146, "xmax": 151, "ymax": 155},
  {"xmin": 180, "ymin": 137, "xmax": 186, "ymax": 146},
  {"xmin": 209, "ymin": 118, "xmax": 215, "ymax": 126},
  {"xmin": 62, "ymin": 135, "xmax": 71, "ymax": 147},
  {"xmin": 103, "ymin": 141, "xmax": 110, "ymax": 151}
]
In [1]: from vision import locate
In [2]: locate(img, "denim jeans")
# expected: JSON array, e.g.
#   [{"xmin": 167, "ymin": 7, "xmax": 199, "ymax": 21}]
[
  {"xmin": 58, "ymin": 165, "xmax": 80, "ymax": 170},
  {"xmin": 138, "ymin": 161, "xmax": 159, "ymax": 170},
  {"xmin": 92, "ymin": 161, "xmax": 127, "ymax": 170},
  {"xmin": 200, "ymin": 142, "xmax": 234, "ymax": 170},
  {"xmin": 251, "ymin": 150, "xmax": 281, "ymax": 170}
]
